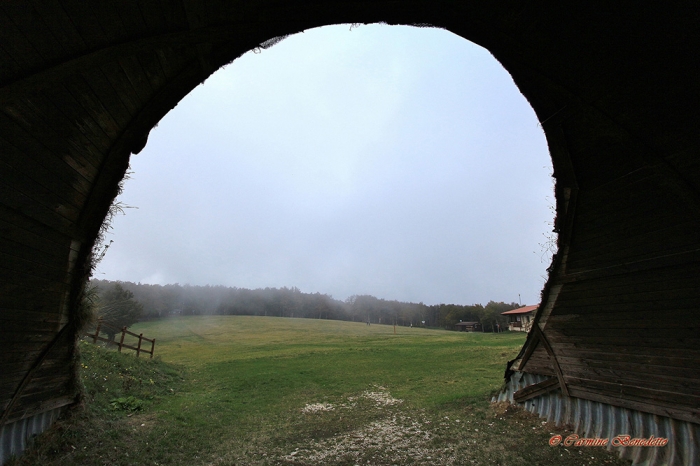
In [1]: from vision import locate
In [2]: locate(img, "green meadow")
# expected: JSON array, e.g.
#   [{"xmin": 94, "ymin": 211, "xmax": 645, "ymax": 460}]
[{"xmin": 12, "ymin": 317, "xmax": 629, "ymax": 465}]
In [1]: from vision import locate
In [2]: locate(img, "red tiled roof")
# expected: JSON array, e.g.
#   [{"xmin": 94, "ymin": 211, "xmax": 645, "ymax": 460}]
[{"xmin": 501, "ymin": 304, "xmax": 538, "ymax": 315}]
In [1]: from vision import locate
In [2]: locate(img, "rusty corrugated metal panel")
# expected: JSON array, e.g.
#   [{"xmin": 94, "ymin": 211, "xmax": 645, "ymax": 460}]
[
  {"xmin": 494, "ymin": 372, "xmax": 700, "ymax": 466},
  {"xmin": 0, "ymin": 407, "xmax": 64, "ymax": 465}
]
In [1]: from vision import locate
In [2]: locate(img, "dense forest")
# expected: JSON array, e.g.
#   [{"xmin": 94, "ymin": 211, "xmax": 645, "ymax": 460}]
[{"xmin": 90, "ymin": 279, "xmax": 522, "ymax": 331}]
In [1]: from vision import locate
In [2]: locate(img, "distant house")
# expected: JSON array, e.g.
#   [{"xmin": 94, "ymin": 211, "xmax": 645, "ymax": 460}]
[
  {"xmin": 455, "ymin": 321, "xmax": 480, "ymax": 332},
  {"xmin": 501, "ymin": 305, "xmax": 538, "ymax": 332}
]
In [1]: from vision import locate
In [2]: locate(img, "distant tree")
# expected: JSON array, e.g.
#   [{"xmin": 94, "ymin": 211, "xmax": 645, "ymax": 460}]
[
  {"xmin": 482, "ymin": 301, "xmax": 519, "ymax": 332},
  {"xmin": 97, "ymin": 283, "xmax": 143, "ymax": 340},
  {"xmin": 89, "ymin": 279, "xmax": 523, "ymax": 333}
]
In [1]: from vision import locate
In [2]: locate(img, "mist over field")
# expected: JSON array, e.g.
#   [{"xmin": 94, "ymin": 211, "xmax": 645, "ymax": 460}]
[
  {"xmin": 96, "ymin": 24, "xmax": 554, "ymax": 307},
  {"xmin": 92, "ymin": 278, "xmax": 523, "ymax": 332}
]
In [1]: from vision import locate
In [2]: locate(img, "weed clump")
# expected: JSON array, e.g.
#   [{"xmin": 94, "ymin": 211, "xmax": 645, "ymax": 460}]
[
  {"xmin": 78, "ymin": 340, "xmax": 183, "ymax": 415},
  {"xmin": 6, "ymin": 341, "xmax": 184, "ymax": 466}
]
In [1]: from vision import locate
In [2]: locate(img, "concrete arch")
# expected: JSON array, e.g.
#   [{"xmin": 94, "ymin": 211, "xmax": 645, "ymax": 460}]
[{"xmin": 1, "ymin": 2, "xmax": 698, "ymax": 463}]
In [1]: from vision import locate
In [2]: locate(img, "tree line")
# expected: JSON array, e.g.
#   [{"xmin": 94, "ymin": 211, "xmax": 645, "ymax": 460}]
[{"xmin": 90, "ymin": 279, "xmax": 522, "ymax": 331}]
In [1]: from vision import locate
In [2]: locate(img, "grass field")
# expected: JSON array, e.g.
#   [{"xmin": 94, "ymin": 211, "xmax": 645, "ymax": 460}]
[{"xmin": 12, "ymin": 316, "xmax": 629, "ymax": 465}]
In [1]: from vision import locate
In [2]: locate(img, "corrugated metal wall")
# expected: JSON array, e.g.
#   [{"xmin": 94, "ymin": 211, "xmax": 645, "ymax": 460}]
[
  {"xmin": 0, "ymin": 407, "xmax": 64, "ymax": 465},
  {"xmin": 494, "ymin": 372, "xmax": 700, "ymax": 466}
]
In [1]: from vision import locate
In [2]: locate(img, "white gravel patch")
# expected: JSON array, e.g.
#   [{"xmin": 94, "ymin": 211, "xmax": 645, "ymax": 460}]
[
  {"xmin": 282, "ymin": 413, "xmax": 438, "ymax": 463},
  {"xmin": 301, "ymin": 403, "xmax": 335, "ymax": 413},
  {"xmin": 360, "ymin": 386, "xmax": 403, "ymax": 406},
  {"xmin": 281, "ymin": 386, "xmax": 464, "ymax": 465}
]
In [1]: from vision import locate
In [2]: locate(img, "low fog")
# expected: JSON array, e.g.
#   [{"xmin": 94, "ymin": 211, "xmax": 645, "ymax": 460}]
[{"xmin": 96, "ymin": 24, "xmax": 554, "ymax": 306}]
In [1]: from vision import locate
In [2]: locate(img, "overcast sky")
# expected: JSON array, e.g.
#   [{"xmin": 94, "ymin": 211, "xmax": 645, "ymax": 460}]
[{"xmin": 96, "ymin": 24, "xmax": 555, "ymax": 306}]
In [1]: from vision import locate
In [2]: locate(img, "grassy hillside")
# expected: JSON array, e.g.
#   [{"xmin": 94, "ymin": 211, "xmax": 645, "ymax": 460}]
[
  {"xmin": 138, "ymin": 316, "xmax": 522, "ymax": 407},
  {"xmin": 11, "ymin": 317, "xmax": 629, "ymax": 465}
]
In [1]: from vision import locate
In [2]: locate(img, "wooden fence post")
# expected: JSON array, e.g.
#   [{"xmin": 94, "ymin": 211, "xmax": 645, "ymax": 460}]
[
  {"xmin": 118, "ymin": 327, "xmax": 126, "ymax": 352},
  {"xmin": 150, "ymin": 339, "xmax": 155, "ymax": 359},
  {"xmin": 136, "ymin": 333, "xmax": 143, "ymax": 357}
]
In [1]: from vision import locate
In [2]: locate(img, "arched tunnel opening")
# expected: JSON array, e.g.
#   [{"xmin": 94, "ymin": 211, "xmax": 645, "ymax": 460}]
[
  {"xmin": 96, "ymin": 24, "xmax": 555, "ymax": 306},
  {"xmin": 1, "ymin": 2, "xmax": 698, "ymax": 464}
]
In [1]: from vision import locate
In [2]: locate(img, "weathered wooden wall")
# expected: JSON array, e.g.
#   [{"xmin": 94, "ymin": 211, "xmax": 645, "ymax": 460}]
[{"xmin": 1, "ymin": 1, "xmax": 698, "ymax": 461}]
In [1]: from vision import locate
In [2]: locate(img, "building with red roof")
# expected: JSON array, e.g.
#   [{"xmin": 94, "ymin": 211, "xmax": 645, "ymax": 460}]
[{"xmin": 501, "ymin": 305, "xmax": 538, "ymax": 332}]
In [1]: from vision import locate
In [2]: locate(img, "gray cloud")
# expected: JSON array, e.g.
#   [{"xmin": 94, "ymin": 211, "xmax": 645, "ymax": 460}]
[{"xmin": 96, "ymin": 24, "xmax": 554, "ymax": 306}]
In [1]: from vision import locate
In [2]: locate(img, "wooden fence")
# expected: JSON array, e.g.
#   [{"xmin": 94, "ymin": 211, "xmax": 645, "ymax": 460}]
[{"xmin": 84, "ymin": 322, "xmax": 155, "ymax": 358}]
